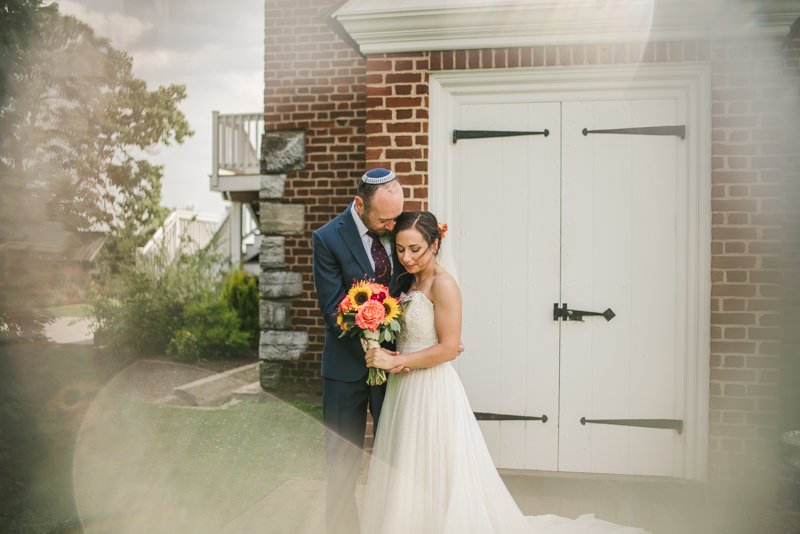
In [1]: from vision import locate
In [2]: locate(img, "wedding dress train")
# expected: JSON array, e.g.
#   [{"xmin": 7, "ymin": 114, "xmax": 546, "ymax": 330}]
[{"xmin": 360, "ymin": 291, "xmax": 649, "ymax": 534}]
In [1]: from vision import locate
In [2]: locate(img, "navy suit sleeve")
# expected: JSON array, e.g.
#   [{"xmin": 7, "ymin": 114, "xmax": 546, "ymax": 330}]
[{"xmin": 312, "ymin": 230, "xmax": 350, "ymax": 333}]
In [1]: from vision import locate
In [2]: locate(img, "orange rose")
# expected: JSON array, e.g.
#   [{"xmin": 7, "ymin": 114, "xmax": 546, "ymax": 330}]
[
  {"xmin": 355, "ymin": 299, "xmax": 386, "ymax": 332},
  {"xmin": 338, "ymin": 296, "xmax": 355, "ymax": 313}
]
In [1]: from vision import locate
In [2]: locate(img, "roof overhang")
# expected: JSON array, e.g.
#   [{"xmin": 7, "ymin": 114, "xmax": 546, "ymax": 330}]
[{"xmin": 328, "ymin": 0, "xmax": 800, "ymax": 55}]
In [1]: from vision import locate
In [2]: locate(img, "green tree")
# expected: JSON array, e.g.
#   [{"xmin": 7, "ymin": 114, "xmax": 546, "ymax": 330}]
[
  {"xmin": 221, "ymin": 269, "xmax": 260, "ymax": 346},
  {"xmin": 0, "ymin": 5, "xmax": 192, "ymax": 340}
]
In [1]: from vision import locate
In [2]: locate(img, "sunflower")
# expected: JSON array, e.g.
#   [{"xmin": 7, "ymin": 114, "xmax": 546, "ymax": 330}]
[
  {"xmin": 348, "ymin": 285, "xmax": 372, "ymax": 308},
  {"xmin": 382, "ymin": 296, "xmax": 402, "ymax": 324},
  {"xmin": 336, "ymin": 313, "xmax": 349, "ymax": 331}
]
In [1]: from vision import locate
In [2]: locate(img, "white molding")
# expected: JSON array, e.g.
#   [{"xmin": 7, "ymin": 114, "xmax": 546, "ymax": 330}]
[
  {"xmin": 210, "ymin": 174, "xmax": 262, "ymax": 193},
  {"xmin": 429, "ymin": 63, "xmax": 711, "ymax": 481},
  {"xmin": 334, "ymin": 0, "xmax": 797, "ymax": 54}
]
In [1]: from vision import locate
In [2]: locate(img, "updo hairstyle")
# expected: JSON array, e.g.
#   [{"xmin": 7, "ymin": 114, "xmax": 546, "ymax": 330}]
[{"xmin": 391, "ymin": 211, "xmax": 442, "ymax": 256}]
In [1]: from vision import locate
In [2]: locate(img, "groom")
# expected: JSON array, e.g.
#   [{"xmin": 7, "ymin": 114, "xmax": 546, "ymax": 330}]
[{"xmin": 312, "ymin": 168, "xmax": 411, "ymax": 534}]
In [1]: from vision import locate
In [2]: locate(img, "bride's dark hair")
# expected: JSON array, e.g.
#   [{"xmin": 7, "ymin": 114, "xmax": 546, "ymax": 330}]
[{"xmin": 391, "ymin": 211, "xmax": 441, "ymax": 256}]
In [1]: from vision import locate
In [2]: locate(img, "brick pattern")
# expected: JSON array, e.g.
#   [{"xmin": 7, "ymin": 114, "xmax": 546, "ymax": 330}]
[
  {"xmin": 364, "ymin": 53, "xmax": 431, "ymax": 210},
  {"xmin": 363, "ymin": 39, "xmax": 786, "ymax": 486},
  {"xmin": 264, "ymin": 0, "xmax": 366, "ymax": 393},
  {"xmin": 706, "ymin": 39, "xmax": 785, "ymax": 488},
  {"xmin": 268, "ymin": 6, "xmax": 789, "ymax": 481},
  {"xmin": 780, "ymin": 35, "xmax": 800, "ymax": 435}
]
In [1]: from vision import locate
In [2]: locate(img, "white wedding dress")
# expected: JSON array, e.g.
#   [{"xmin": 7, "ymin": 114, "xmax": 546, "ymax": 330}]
[{"xmin": 361, "ymin": 291, "xmax": 649, "ymax": 534}]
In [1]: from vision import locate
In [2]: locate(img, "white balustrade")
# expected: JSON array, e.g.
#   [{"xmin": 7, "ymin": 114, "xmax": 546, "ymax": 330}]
[{"xmin": 212, "ymin": 111, "xmax": 263, "ymax": 188}]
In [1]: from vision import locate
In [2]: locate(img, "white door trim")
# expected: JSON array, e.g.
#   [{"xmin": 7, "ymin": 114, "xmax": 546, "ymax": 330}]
[{"xmin": 429, "ymin": 63, "xmax": 711, "ymax": 481}]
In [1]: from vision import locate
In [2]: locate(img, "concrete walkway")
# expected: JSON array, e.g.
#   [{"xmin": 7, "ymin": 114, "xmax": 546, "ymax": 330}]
[
  {"xmin": 45, "ymin": 316, "xmax": 93, "ymax": 344},
  {"xmin": 216, "ymin": 472, "xmax": 800, "ymax": 534}
]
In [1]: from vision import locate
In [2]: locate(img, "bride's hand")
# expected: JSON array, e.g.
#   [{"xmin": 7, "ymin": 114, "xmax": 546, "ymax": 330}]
[{"xmin": 365, "ymin": 347, "xmax": 397, "ymax": 371}]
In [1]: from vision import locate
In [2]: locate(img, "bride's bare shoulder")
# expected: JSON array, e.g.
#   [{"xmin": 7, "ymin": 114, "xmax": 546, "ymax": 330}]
[{"xmin": 430, "ymin": 268, "xmax": 461, "ymax": 304}]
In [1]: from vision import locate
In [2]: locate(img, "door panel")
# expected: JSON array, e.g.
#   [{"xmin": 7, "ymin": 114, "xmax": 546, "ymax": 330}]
[
  {"xmin": 454, "ymin": 100, "xmax": 561, "ymax": 471},
  {"xmin": 452, "ymin": 96, "xmax": 684, "ymax": 477},
  {"xmin": 559, "ymin": 99, "xmax": 681, "ymax": 476}
]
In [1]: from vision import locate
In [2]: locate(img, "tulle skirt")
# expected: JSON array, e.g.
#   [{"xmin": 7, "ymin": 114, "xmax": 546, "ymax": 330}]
[{"xmin": 360, "ymin": 344, "xmax": 649, "ymax": 534}]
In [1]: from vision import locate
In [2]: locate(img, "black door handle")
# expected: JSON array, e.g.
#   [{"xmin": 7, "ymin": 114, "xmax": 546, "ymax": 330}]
[{"xmin": 553, "ymin": 303, "xmax": 615, "ymax": 322}]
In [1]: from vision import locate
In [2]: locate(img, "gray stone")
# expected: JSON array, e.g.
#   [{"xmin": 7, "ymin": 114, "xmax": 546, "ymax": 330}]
[
  {"xmin": 261, "ymin": 130, "xmax": 305, "ymax": 174},
  {"xmin": 260, "ymin": 202, "xmax": 305, "ymax": 236},
  {"xmin": 260, "ymin": 174, "xmax": 288, "ymax": 200},
  {"xmin": 260, "ymin": 361, "xmax": 282, "ymax": 391},
  {"xmin": 259, "ymin": 235, "xmax": 285, "ymax": 270},
  {"xmin": 260, "ymin": 299, "xmax": 291, "ymax": 330},
  {"xmin": 259, "ymin": 271, "xmax": 303, "ymax": 298},
  {"xmin": 259, "ymin": 330, "xmax": 309, "ymax": 362}
]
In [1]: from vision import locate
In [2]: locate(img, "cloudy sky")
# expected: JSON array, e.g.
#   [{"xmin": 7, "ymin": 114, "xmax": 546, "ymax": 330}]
[{"xmin": 52, "ymin": 0, "xmax": 265, "ymax": 217}]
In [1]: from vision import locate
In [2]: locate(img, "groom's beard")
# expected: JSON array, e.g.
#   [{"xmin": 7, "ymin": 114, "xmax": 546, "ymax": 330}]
[{"xmin": 359, "ymin": 209, "xmax": 389, "ymax": 236}]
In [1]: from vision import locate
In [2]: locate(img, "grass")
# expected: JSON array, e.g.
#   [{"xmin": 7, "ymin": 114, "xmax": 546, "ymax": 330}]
[
  {"xmin": 73, "ymin": 398, "xmax": 326, "ymax": 534},
  {"xmin": 3, "ymin": 346, "xmax": 327, "ymax": 534},
  {"xmin": 290, "ymin": 400, "xmax": 323, "ymax": 421}
]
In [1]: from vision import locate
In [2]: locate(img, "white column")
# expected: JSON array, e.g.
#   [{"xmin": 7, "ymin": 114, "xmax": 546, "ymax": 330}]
[{"xmin": 229, "ymin": 201, "xmax": 243, "ymax": 268}]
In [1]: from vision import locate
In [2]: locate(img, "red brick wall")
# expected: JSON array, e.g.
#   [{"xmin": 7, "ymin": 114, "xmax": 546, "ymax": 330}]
[
  {"xmin": 264, "ymin": 0, "xmax": 366, "ymax": 393},
  {"xmin": 363, "ymin": 40, "xmax": 786, "ymax": 487},
  {"xmin": 364, "ymin": 53, "xmax": 431, "ymax": 210},
  {"xmin": 781, "ymin": 34, "xmax": 800, "ymax": 436}
]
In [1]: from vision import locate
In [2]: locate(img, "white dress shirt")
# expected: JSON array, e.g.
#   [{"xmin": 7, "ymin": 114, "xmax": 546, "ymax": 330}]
[{"xmin": 350, "ymin": 203, "xmax": 394, "ymax": 273}]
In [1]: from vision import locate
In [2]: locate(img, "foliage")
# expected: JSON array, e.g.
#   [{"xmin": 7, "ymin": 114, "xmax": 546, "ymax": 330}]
[
  {"xmin": 221, "ymin": 269, "xmax": 260, "ymax": 347},
  {"xmin": 178, "ymin": 298, "xmax": 251, "ymax": 360},
  {"xmin": 166, "ymin": 329, "xmax": 200, "ymax": 362},
  {"xmin": 90, "ymin": 237, "xmax": 224, "ymax": 361},
  {"xmin": 0, "ymin": 4, "xmax": 191, "ymax": 341}
]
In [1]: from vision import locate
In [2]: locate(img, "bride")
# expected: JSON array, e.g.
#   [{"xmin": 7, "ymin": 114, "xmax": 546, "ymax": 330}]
[{"xmin": 363, "ymin": 211, "xmax": 648, "ymax": 534}]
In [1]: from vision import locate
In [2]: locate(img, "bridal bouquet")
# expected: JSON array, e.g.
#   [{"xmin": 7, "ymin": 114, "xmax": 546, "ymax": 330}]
[{"xmin": 335, "ymin": 279, "xmax": 403, "ymax": 386}]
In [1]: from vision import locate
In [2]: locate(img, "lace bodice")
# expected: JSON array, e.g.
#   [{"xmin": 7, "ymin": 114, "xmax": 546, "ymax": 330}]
[{"xmin": 396, "ymin": 291, "xmax": 438, "ymax": 350}]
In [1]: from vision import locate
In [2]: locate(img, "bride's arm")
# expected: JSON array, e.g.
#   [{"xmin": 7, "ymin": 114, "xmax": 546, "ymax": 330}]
[{"xmin": 367, "ymin": 273, "xmax": 462, "ymax": 370}]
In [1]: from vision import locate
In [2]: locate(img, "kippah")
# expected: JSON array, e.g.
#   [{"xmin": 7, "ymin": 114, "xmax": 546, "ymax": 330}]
[{"xmin": 361, "ymin": 168, "xmax": 396, "ymax": 184}]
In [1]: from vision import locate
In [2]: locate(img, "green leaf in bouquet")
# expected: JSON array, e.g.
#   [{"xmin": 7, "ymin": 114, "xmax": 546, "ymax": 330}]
[{"xmin": 390, "ymin": 319, "xmax": 400, "ymax": 331}]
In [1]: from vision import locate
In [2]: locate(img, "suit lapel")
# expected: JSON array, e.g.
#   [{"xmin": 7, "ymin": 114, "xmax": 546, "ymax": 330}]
[{"xmin": 338, "ymin": 205, "xmax": 374, "ymax": 279}]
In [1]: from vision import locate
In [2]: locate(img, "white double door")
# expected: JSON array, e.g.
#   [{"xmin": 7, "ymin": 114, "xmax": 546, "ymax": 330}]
[{"xmin": 451, "ymin": 96, "xmax": 688, "ymax": 477}]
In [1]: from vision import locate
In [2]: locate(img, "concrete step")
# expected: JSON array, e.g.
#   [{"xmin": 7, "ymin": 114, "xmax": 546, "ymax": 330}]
[
  {"xmin": 231, "ymin": 381, "xmax": 278, "ymax": 404},
  {"xmin": 173, "ymin": 362, "xmax": 260, "ymax": 406}
]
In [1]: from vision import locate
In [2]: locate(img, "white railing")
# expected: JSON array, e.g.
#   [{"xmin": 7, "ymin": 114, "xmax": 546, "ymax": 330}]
[
  {"xmin": 212, "ymin": 111, "xmax": 263, "ymax": 186},
  {"xmin": 140, "ymin": 209, "xmax": 222, "ymax": 261}
]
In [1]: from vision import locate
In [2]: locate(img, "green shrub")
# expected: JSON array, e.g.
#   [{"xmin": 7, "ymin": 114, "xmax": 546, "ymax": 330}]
[
  {"xmin": 221, "ymin": 269, "xmax": 260, "ymax": 347},
  {"xmin": 166, "ymin": 330, "xmax": 200, "ymax": 362},
  {"xmin": 179, "ymin": 299, "xmax": 251, "ymax": 360},
  {"xmin": 90, "ymin": 234, "xmax": 224, "ymax": 361}
]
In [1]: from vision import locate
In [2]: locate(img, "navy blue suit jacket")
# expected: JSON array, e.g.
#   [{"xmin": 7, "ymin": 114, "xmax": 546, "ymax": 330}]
[{"xmin": 312, "ymin": 204, "xmax": 410, "ymax": 382}]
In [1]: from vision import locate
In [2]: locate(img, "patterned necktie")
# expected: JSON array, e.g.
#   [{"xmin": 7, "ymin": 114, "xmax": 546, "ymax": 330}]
[{"xmin": 367, "ymin": 231, "xmax": 391, "ymax": 286}]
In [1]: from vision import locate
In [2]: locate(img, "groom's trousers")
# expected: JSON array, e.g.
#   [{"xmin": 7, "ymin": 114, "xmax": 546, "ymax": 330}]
[{"xmin": 323, "ymin": 376, "xmax": 386, "ymax": 534}]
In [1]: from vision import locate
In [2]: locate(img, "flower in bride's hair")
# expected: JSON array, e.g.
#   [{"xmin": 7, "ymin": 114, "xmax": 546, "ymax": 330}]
[
  {"xmin": 438, "ymin": 222, "xmax": 448, "ymax": 239},
  {"xmin": 355, "ymin": 299, "xmax": 386, "ymax": 332},
  {"xmin": 382, "ymin": 296, "xmax": 402, "ymax": 324},
  {"xmin": 348, "ymin": 285, "xmax": 372, "ymax": 308}
]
